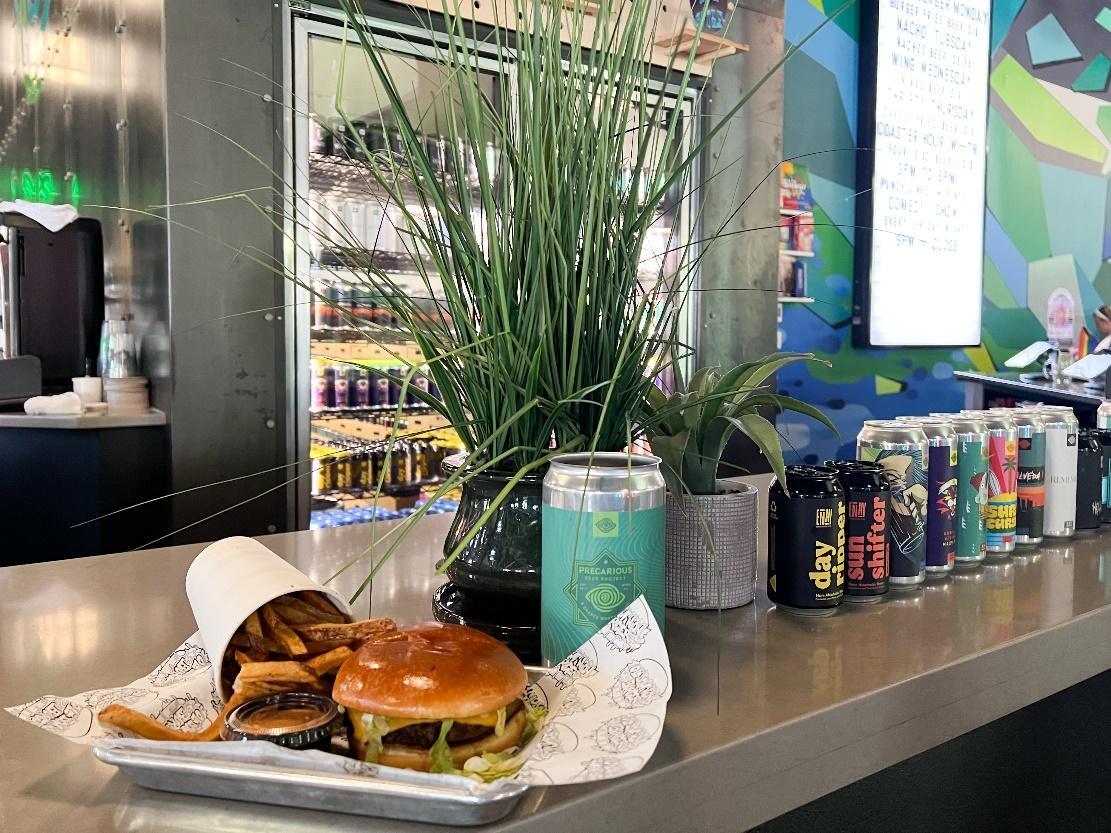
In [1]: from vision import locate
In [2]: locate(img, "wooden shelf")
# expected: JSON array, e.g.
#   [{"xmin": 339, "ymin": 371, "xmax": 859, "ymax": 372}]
[
  {"xmin": 654, "ymin": 29, "xmax": 750, "ymax": 61},
  {"xmin": 311, "ymin": 340, "xmax": 425, "ymax": 364}
]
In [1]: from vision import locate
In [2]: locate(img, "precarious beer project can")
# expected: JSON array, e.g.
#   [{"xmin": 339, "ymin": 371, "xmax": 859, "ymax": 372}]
[
  {"xmin": 1008, "ymin": 409, "xmax": 1046, "ymax": 545},
  {"xmin": 1039, "ymin": 406, "xmax": 1078, "ymax": 539},
  {"xmin": 541, "ymin": 453, "xmax": 666, "ymax": 665},
  {"xmin": 824, "ymin": 460, "xmax": 889, "ymax": 602},
  {"xmin": 897, "ymin": 416, "xmax": 957, "ymax": 574},
  {"xmin": 857, "ymin": 420, "xmax": 929, "ymax": 588},
  {"xmin": 935, "ymin": 414, "xmax": 989, "ymax": 567},
  {"xmin": 973, "ymin": 412, "xmax": 1018, "ymax": 555},
  {"xmin": 1075, "ymin": 428, "xmax": 1103, "ymax": 531},
  {"xmin": 768, "ymin": 466, "xmax": 846, "ymax": 615}
]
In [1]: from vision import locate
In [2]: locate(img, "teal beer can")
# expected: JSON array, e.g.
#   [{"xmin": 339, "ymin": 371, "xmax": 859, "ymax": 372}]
[{"xmin": 541, "ymin": 453, "xmax": 666, "ymax": 664}]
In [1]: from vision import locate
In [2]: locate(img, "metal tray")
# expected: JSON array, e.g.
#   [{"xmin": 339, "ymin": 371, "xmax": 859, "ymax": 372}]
[{"xmin": 95, "ymin": 740, "xmax": 530, "ymax": 826}]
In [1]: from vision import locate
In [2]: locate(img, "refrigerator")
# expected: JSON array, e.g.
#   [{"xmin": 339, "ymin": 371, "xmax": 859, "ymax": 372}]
[{"xmin": 284, "ymin": 3, "xmax": 700, "ymax": 530}]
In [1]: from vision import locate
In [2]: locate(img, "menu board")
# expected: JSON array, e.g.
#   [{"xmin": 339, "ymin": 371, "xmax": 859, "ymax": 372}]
[{"xmin": 855, "ymin": 0, "xmax": 991, "ymax": 347}]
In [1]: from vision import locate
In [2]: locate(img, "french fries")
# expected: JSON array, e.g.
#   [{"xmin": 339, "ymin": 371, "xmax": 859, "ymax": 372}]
[{"xmin": 98, "ymin": 591, "xmax": 397, "ymax": 743}]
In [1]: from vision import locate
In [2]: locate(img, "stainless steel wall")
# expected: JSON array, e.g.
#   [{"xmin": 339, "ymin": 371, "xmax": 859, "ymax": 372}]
[{"xmin": 0, "ymin": 0, "xmax": 169, "ymax": 404}]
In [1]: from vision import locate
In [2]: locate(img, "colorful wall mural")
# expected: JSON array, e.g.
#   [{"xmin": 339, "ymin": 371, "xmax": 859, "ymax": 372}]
[{"xmin": 777, "ymin": 0, "xmax": 1111, "ymax": 463}]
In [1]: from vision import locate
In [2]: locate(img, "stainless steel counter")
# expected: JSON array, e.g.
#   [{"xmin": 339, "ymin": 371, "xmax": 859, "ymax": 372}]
[
  {"xmin": 5, "ymin": 510, "xmax": 1111, "ymax": 832},
  {"xmin": 953, "ymin": 370, "xmax": 1105, "ymax": 410}
]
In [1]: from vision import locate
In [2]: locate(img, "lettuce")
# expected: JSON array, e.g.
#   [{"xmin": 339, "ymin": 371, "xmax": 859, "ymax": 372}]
[
  {"xmin": 493, "ymin": 706, "xmax": 507, "ymax": 737},
  {"xmin": 428, "ymin": 719, "xmax": 456, "ymax": 774},
  {"xmin": 359, "ymin": 713, "xmax": 393, "ymax": 764}
]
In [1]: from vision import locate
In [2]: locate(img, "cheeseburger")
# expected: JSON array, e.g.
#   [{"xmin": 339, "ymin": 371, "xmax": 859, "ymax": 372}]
[{"xmin": 332, "ymin": 622, "xmax": 533, "ymax": 773}]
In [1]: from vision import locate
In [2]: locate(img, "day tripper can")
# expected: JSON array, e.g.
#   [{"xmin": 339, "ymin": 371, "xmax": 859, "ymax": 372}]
[
  {"xmin": 896, "ymin": 416, "xmax": 957, "ymax": 574},
  {"xmin": 541, "ymin": 452, "xmax": 666, "ymax": 665},
  {"xmin": 857, "ymin": 420, "xmax": 928, "ymax": 588},
  {"xmin": 1038, "ymin": 405, "xmax": 1078, "ymax": 539},
  {"xmin": 824, "ymin": 460, "xmax": 889, "ymax": 602},
  {"xmin": 973, "ymin": 411, "xmax": 1018, "ymax": 556},
  {"xmin": 1008, "ymin": 408, "xmax": 1046, "ymax": 545},
  {"xmin": 768, "ymin": 465, "xmax": 846, "ymax": 616},
  {"xmin": 941, "ymin": 415, "xmax": 989, "ymax": 567}
]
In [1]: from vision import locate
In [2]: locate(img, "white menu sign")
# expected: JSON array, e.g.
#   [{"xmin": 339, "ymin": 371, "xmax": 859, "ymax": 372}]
[{"xmin": 865, "ymin": 0, "xmax": 991, "ymax": 347}]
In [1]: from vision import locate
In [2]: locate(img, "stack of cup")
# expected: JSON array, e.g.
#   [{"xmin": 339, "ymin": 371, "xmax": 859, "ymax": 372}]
[{"xmin": 104, "ymin": 376, "xmax": 150, "ymax": 415}]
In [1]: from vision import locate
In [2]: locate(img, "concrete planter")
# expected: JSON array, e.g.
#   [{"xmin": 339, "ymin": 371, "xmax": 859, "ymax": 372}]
[{"xmin": 665, "ymin": 482, "xmax": 758, "ymax": 609}]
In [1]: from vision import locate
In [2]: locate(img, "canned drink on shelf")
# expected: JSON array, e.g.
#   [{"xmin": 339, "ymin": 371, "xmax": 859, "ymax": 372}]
[
  {"xmin": 1008, "ymin": 409, "xmax": 1046, "ymax": 545},
  {"xmin": 1038, "ymin": 406, "xmax": 1078, "ymax": 538},
  {"xmin": 1075, "ymin": 427, "xmax": 1103, "ymax": 531},
  {"xmin": 856, "ymin": 420, "xmax": 928, "ymax": 588},
  {"xmin": 977, "ymin": 413, "xmax": 1018, "ymax": 556},
  {"xmin": 351, "ymin": 368, "xmax": 370, "ymax": 407},
  {"xmin": 1098, "ymin": 400, "xmax": 1111, "ymax": 431},
  {"xmin": 823, "ymin": 460, "xmax": 889, "ymax": 602},
  {"xmin": 333, "ymin": 367, "xmax": 350, "ymax": 407},
  {"xmin": 944, "ymin": 415, "xmax": 990, "ymax": 567},
  {"xmin": 895, "ymin": 416, "xmax": 957, "ymax": 574},
  {"xmin": 768, "ymin": 465, "xmax": 846, "ymax": 615},
  {"xmin": 1099, "ymin": 429, "xmax": 1111, "ymax": 524}
]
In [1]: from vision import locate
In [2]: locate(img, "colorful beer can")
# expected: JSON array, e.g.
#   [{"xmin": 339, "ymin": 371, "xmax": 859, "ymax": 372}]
[
  {"xmin": 823, "ymin": 460, "xmax": 889, "ymax": 602},
  {"xmin": 1075, "ymin": 427, "xmax": 1103, "ymax": 531},
  {"xmin": 943, "ymin": 415, "xmax": 989, "ymax": 567},
  {"xmin": 896, "ymin": 416, "xmax": 957, "ymax": 574},
  {"xmin": 768, "ymin": 466, "xmax": 846, "ymax": 615},
  {"xmin": 975, "ymin": 413, "xmax": 1018, "ymax": 556},
  {"xmin": 1039, "ymin": 406, "xmax": 1078, "ymax": 538},
  {"xmin": 856, "ymin": 420, "xmax": 928, "ymax": 588},
  {"xmin": 541, "ymin": 453, "xmax": 666, "ymax": 665},
  {"xmin": 1008, "ymin": 409, "xmax": 1046, "ymax": 545}
]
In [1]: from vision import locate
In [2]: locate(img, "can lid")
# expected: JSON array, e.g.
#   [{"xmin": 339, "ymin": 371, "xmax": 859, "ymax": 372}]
[
  {"xmin": 863, "ymin": 419, "xmax": 917, "ymax": 428},
  {"xmin": 823, "ymin": 460, "xmax": 888, "ymax": 490},
  {"xmin": 782, "ymin": 464, "xmax": 842, "ymax": 489},
  {"xmin": 894, "ymin": 415, "xmax": 950, "ymax": 424}
]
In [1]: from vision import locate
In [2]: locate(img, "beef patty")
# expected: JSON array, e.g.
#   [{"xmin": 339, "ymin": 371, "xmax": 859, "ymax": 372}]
[{"xmin": 382, "ymin": 700, "xmax": 522, "ymax": 748}]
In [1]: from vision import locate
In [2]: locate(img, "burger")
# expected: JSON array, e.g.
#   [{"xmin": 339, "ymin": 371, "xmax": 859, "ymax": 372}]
[{"xmin": 332, "ymin": 622, "xmax": 535, "ymax": 774}]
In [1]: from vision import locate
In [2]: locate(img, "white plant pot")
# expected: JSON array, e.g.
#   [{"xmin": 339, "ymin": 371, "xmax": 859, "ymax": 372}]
[{"xmin": 665, "ymin": 481, "xmax": 758, "ymax": 610}]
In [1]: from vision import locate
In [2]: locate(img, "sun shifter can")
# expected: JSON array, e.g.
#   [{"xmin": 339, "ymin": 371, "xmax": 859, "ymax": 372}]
[
  {"xmin": 1038, "ymin": 405, "xmax": 1078, "ymax": 538},
  {"xmin": 935, "ymin": 414, "xmax": 989, "ymax": 567},
  {"xmin": 768, "ymin": 466, "xmax": 846, "ymax": 616},
  {"xmin": 824, "ymin": 460, "xmax": 890, "ymax": 602},
  {"xmin": 857, "ymin": 420, "xmax": 928, "ymax": 588},
  {"xmin": 1007, "ymin": 409, "xmax": 1046, "ymax": 545},
  {"xmin": 896, "ymin": 416, "xmax": 957, "ymax": 574},
  {"xmin": 972, "ymin": 412, "xmax": 1018, "ymax": 556},
  {"xmin": 1075, "ymin": 428, "xmax": 1104, "ymax": 531}
]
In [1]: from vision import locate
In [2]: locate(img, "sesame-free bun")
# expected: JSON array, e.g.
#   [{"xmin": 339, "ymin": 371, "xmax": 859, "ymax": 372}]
[{"xmin": 332, "ymin": 622, "xmax": 527, "ymax": 719}]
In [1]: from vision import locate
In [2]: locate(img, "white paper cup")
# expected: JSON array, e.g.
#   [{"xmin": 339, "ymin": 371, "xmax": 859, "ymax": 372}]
[
  {"xmin": 185, "ymin": 536, "xmax": 351, "ymax": 700},
  {"xmin": 72, "ymin": 375, "xmax": 103, "ymax": 405}
]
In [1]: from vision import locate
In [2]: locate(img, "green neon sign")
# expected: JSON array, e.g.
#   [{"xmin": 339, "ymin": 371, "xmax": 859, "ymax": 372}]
[{"xmin": 5, "ymin": 167, "xmax": 81, "ymax": 205}]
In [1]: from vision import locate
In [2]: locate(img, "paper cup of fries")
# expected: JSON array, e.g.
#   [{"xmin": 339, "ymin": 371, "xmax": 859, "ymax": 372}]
[{"xmin": 186, "ymin": 537, "xmax": 352, "ymax": 700}]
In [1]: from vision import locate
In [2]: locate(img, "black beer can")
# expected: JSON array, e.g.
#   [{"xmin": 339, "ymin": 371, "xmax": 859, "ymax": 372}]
[
  {"xmin": 321, "ymin": 366, "xmax": 337, "ymax": 409},
  {"xmin": 1100, "ymin": 430, "xmax": 1111, "ymax": 524},
  {"xmin": 824, "ymin": 460, "xmax": 890, "ymax": 602},
  {"xmin": 352, "ymin": 368, "xmax": 370, "ymax": 407},
  {"xmin": 768, "ymin": 465, "xmax": 846, "ymax": 616},
  {"xmin": 1076, "ymin": 428, "xmax": 1103, "ymax": 530}
]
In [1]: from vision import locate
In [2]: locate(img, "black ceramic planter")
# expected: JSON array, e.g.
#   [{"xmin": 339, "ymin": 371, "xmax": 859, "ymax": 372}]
[{"xmin": 432, "ymin": 455, "xmax": 542, "ymax": 663}]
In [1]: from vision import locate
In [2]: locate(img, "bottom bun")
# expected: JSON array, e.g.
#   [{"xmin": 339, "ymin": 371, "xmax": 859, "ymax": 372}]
[{"xmin": 377, "ymin": 707, "xmax": 528, "ymax": 772}]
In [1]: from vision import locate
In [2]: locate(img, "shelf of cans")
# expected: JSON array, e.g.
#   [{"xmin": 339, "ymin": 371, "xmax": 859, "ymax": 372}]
[
  {"xmin": 310, "ymin": 425, "xmax": 461, "ymax": 500},
  {"xmin": 768, "ymin": 403, "xmax": 1111, "ymax": 616},
  {"xmin": 310, "ymin": 497, "xmax": 460, "ymax": 530},
  {"xmin": 311, "ymin": 359, "xmax": 440, "ymax": 412}
]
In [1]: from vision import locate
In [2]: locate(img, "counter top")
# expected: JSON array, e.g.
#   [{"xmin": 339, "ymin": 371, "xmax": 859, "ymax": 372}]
[
  {"xmin": 5, "ymin": 505, "xmax": 1111, "ymax": 832},
  {"xmin": 953, "ymin": 370, "xmax": 1105, "ymax": 407},
  {"xmin": 0, "ymin": 408, "xmax": 166, "ymax": 429}
]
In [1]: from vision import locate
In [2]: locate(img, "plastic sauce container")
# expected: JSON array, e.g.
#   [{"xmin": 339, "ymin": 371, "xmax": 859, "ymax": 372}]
[{"xmin": 222, "ymin": 692, "xmax": 341, "ymax": 751}]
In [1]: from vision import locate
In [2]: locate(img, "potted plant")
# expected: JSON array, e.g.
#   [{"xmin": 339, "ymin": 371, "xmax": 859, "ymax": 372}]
[
  {"xmin": 300, "ymin": 0, "xmax": 852, "ymax": 655},
  {"xmin": 638, "ymin": 354, "xmax": 835, "ymax": 609}
]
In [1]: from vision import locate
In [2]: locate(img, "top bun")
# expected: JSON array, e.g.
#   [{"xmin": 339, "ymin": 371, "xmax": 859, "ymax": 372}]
[{"xmin": 332, "ymin": 622, "xmax": 527, "ymax": 719}]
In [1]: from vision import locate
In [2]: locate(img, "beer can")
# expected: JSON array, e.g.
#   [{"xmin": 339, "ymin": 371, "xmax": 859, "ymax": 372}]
[
  {"xmin": 541, "ymin": 453, "xmax": 666, "ymax": 664},
  {"xmin": 1039, "ymin": 406, "xmax": 1078, "ymax": 538},
  {"xmin": 856, "ymin": 420, "xmax": 928, "ymax": 587},
  {"xmin": 322, "ymin": 365, "xmax": 337, "ymax": 409},
  {"xmin": 1008, "ymin": 409, "xmax": 1046, "ymax": 545},
  {"xmin": 333, "ymin": 367, "xmax": 350, "ymax": 408},
  {"xmin": 1099, "ymin": 429, "xmax": 1111, "ymax": 524},
  {"xmin": 1097, "ymin": 400, "xmax": 1111, "ymax": 431},
  {"xmin": 977, "ymin": 413, "xmax": 1018, "ymax": 556},
  {"xmin": 352, "ymin": 368, "xmax": 370, "ymax": 407},
  {"xmin": 1076, "ymin": 427, "xmax": 1103, "ymax": 531},
  {"xmin": 895, "ymin": 416, "xmax": 957, "ymax": 574},
  {"xmin": 823, "ymin": 460, "xmax": 889, "ymax": 602},
  {"xmin": 767, "ymin": 466, "xmax": 846, "ymax": 615},
  {"xmin": 944, "ymin": 415, "xmax": 989, "ymax": 566}
]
